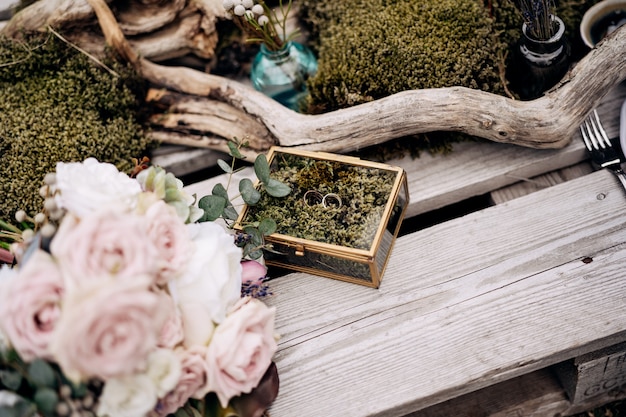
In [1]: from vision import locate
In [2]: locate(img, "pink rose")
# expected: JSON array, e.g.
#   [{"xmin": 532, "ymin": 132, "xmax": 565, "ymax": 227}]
[
  {"xmin": 0, "ymin": 250, "xmax": 63, "ymax": 361},
  {"xmin": 206, "ymin": 298, "xmax": 277, "ymax": 407},
  {"xmin": 50, "ymin": 278, "xmax": 166, "ymax": 381},
  {"xmin": 50, "ymin": 212, "xmax": 159, "ymax": 289},
  {"xmin": 156, "ymin": 290, "xmax": 184, "ymax": 349},
  {"xmin": 144, "ymin": 201, "xmax": 192, "ymax": 285},
  {"xmin": 241, "ymin": 260, "xmax": 267, "ymax": 285},
  {"xmin": 155, "ymin": 347, "xmax": 210, "ymax": 416}
]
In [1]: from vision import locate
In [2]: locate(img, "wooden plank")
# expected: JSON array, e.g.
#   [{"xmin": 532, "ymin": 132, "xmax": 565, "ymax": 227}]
[
  {"xmin": 490, "ymin": 162, "xmax": 594, "ymax": 204},
  {"xmin": 151, "ymin": 145, "xmax": 221, "ymax": 177},
  {"xmin": 405, "ymin": 368, "xmax": 571, "ymax": 417},
  {"xmin": 406, "ymin": 365, "xmax": 626, "ymax": 417},
  {"xmin": 555, "ymin": 342, "xmax": 626, "ymax": 405},
  {"xmin": 263, "ymin": 170, "xmax": 626, "ymax": 417}
]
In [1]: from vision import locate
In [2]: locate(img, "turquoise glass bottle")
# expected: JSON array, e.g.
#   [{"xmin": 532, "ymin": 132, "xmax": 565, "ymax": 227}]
[{"xmin": 250, "ymin": 41, "xmax": 318, "ymax": 112}]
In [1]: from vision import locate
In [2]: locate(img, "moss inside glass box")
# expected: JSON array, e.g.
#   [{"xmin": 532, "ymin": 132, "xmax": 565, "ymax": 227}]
[{"xmin": 237, "ymin": 147, "xmax": 408, "ymax": 288}]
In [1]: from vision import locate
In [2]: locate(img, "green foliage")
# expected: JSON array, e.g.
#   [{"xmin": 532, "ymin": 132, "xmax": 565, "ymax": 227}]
[
  {"xmin": 0, "ymin": 32, "xmax": 154, "ymax": 222},
  {"xmin": 197, "ymin": 139, "xmax": 290, "ymax": 259},
  {"xmin": 243, "ymin": 153, "xmax": 395, "ymax": 249},
  {"xmin": 0, "ymin": 347, "xmax": 102, "ymax": 417}
]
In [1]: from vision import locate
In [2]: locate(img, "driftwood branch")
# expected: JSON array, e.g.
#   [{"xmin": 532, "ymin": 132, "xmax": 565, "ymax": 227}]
[
  {"xmin": 85, "ymin": 0, "xmax": 626, "ymax": 153},
  {"xmin": 2, "ymin": 0, "xmax": 225, "ymax": 62},
  {"xmin": 7, "ymin": 0, "xmax": 626, "ymax": 153}
]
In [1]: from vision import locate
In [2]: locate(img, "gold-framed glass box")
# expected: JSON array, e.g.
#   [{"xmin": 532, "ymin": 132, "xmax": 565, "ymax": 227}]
[{"xmin": 236, "ymin": 147, "xmax": 409, "ymax": 288}]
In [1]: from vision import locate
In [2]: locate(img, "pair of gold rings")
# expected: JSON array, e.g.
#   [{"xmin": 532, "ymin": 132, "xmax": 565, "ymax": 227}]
[{"xmin": 303, "ymin": 190, "xmax": 343, "ymax": 208}]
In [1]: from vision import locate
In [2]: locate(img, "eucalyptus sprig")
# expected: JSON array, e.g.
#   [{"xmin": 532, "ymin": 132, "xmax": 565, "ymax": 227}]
[{"xmin": 197, "ymin": 140, "xmax": 290, "ymax": 259}]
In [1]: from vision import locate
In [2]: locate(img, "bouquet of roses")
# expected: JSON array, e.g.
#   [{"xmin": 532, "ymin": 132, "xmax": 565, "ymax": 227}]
[{"xmin": 0, "ymin": 155, "xmax": 281, "ymax": 417}]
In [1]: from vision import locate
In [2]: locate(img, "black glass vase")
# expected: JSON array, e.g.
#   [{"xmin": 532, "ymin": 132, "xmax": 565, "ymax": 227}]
[{"xmin": 508, "ymin": 15, "xmax": 571, "ymax": 100}]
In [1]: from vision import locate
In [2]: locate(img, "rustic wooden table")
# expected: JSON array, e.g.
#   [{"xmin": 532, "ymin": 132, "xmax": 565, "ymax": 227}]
[{"xmin": 183, "ymin": 83, "xmax": 626, "ymax": 417}]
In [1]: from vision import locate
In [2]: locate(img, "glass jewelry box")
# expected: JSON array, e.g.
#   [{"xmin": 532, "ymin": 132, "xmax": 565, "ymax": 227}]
[{"xmin": 236, "ymin": 147, "xmax": 409, "ymax": 288}]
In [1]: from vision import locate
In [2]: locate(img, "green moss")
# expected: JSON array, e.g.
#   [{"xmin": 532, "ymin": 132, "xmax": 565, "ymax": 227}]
[
  {"xmin": 296, "ymin": 0, "xmax": 599, "ymax": 156},
  {"xmin": 243, "ymin": 153, "xmax": 396, "ymax": 250},
  {"xmin": 0, "ymin": 33, "xmax": 154, "ymax": 221},
  {"xmin": 300, "ymin": 0, "xmax": 510, "ymax": 113}
]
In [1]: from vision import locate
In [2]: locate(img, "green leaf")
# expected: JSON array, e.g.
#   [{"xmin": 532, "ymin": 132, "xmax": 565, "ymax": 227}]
[
  {"xmin": 198, "ymin": 195, "xmax": 227, "ymax": 221},
  {"xmin": 217, "ymin": 159, "xmax": 232, "ymax": 174},
  {"xmin": 227, "ymin": 142, "xmax": 244, "ymax": 160},
  {"xmin": 27, "ymin": 359, "xmax": 57, "ymax": 388},
  {"xmin": 0, "ymin": 369, "xmax": 23, "ymax": 391},
  {"xmin": 243, "ymin": 243, "xmax": 264, "ymax": 260},
  {"xmin": 223, "ymin": 206, "xmax": 239, "ymax": 221},
  {"xmin": 254, "ymin": 154, "xmax": 270, "ymax": 184},
  {"xmin": 33, "ymin": 387, "xmax": 58, "ymax": 415},
  {"xmin": 258, "ymin": 218, "xmax": 277, "ymax": 236},
  {"xmin": 212, "ymin": 183, "xmax": 229, "ymax": 200},
  {"xmin": 239, "ymin": 179, "xmax": 261, "ymax": 205},
  {"xmin": 265, "ymin": 178, "xmax": 291, "ymax": 197},
  {"xmin": 244, "ymin": 226, "xmax": 264, "ymax": 247}
]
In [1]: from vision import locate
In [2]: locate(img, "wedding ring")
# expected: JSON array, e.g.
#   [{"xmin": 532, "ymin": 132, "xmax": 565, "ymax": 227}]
[
  {"xmin": 322, "ymin": 193, "xmax": 342, "ymax": 208},
  {"xmin": 303, "ymin": 190, "xmax": 323, "ymax": 206}
]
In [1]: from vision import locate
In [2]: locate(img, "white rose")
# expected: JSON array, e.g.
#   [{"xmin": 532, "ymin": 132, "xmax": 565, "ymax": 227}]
[
  {"xmin": 54, "ymin": 158, "xmax": 141, "ymax": 217},
  {"xmin": 146, "ymin": 348, "xmax": 182, "ymax": 398},
  {"xmin": 176, "ymin": 222, "xmax": 242, "ymax": 346},
  {"xmin": 98, "ymin": 373, "xmax": 158, "ymax": 417}
]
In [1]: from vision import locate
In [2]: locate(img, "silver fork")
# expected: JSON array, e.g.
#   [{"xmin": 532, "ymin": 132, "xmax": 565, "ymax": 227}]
[{"xmin": 580, "ymin": 109, "xmax": 626, "ymax": 192}]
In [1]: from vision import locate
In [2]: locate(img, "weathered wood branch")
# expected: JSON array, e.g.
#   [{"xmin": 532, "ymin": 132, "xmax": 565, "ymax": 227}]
[
  {"xmin": 7, "ymin": 0, "xmax": 625, "ymax": 153},
  {"xmin": 2, "ymin": 0, "xmax": 225, "ymax": 62},
  {"xmin": 86, "ymin": 0, "xmax": 626, "ymax": 153}
]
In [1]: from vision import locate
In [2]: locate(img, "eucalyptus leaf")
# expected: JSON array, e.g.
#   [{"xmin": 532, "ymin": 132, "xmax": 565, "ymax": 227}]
[
  {"xmin": 244, "ymin": 226, "xmax": 264, "ymax": 247},
  {"xmin": 27, "ymin": 359, "xmax": 56, "ymax": 388},
  {"xmin": 33, "ymin": 387, "xmax": 58, "ymax": 414},
  {"xmin": 254, "ymin": 154, "xmax": 270, "ymax": 184},
  {"xmin": 198, "ymin": 195, "xmax": 227, "ymax": 221},
  {"xmin": 227, "ymin": 142, "xmax": 244, "ymax": 160},
  {"xmin": 223, "ymin": 205, "xmax": 239, "ymax": 221},
  {"xmin": 243, "ymin": 243, "xmax": 263, "ymax": 260},
  {"xmin": 265, "ymin": 178, "xmax": 291, "ymax": 197},
  {"xmin": 217, "ymin": 159, "xmax": 233, "ymax": 174},
  {"xmin": 0, "ymin": 370, "xmax": 23, "ymax": 391},
  {"xmin": 239, "ymin": 179, "xmax": 261, "ymax": 205},
  {"xmin": 212, "ymin": 183, "xmax": 229, "ymax": 200},
  {"xmin": 258, "ymin": 218, "xmax": 277, "ymax": 236}
]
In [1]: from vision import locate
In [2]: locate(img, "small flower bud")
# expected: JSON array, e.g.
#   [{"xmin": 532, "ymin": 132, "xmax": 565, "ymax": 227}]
[
  {"xmin": 34, "ymin": 213, "xmax": 46, "ymax": 225},
  {"xmin": 22, "ymin": 229, "xmax": 34, "ymax": 242},
  {"xmin": 82, "ymin": 394, "xmax": 94, "ymax": 409},
  {"xmin": 234, "ymin": 4, "xmax": 246, "ymax": 16},
  {"xmin": 59, "ymin": 384, "xmax": 72, "ymax": 399},
  {"xmin": 15, "ymin": 210, "xmax": 27, "ymax": 222},
  {"xmin": 242, "ymin": 0, "xmax": 254, "ymax": 8},
  {"xmin": 48, "ymin": 209, "xmax": 65, "ymax": 221},
  {"xmin": 244, "ymin": 9, "xmax": 254, "ymax": 19},
  {"xmin": 258, "ymin": 14, "xmax": 269, "ymax": 26},
  {"xmin": 44, "ymin": 198, "xmax": 58, "ymax": 212},
  {"xmin": 222, "ymin": 0, "xmax": 234, "ymax": 10},
  {"xmin": 40, "ymin": 223, "xmax": 56, "ymax": 238},
  {"xmin": 55, "ymin": 401, "xmax": 70, "ymax": 416},
  {"xmin": 39, "ymin": 185, "xmax": 49, "ymax": 198},
  {"xmin": 43, "ymin": 172, "xmax": 57, "ymax": 185},
  {"xmin": 251, "ymin": 4, "xmax": 264, "ymax": 14}
]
